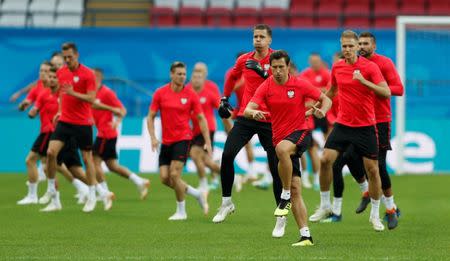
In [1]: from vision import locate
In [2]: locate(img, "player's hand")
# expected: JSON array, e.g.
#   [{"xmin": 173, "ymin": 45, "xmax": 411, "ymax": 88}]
[
  {"xmin": 352, "ymin": 70, "xmax": 365, "ymax": 83},
  {"xmin": 112, "ymin": 108, "xmax": 123, "ymax": 117},
  {"xmin": 218, "ymin": 96, "xmax": 233, "ymax": 119},
  {"xmin": 245, "ymin": 59, "xmax": 269, "ymax": 79},
  {"xmin": 305, "ymin": 108, "xmax": 313, "ymax": 117},
  {"xmin": 52, "ymin": 112, "xmax": 60, "ymax": 125},
  {"xmin": 204, "ymin": 142, "xmax": 213, "ymax": 157},
  {"xmin": 10, "ymin": 92, "xmax": 21, "ymax": 102},
  {"xmin": 252, "ymin": 110, "xmax": 268, "ymax": 121},
  {"xmin": 151, "ymin": 138, "xmax": 160, "ymax": 152},
  {"xmin": 110, "ymin": 120, "xmax": 119, "ymax": 130},
  {"xmin": 18, "ymin": 100, "xmax": 30, "ymax": 111},
  {"xmin": 312, "ymin": 105, "xmax": 326, "ymax": 119},
  {"xmin": 62, "ymin": 84, "xmax": 75, "ymax": 96},
  {"xmin": 28, "ymin": 107, "xmax": 38, "ymax": 118}
]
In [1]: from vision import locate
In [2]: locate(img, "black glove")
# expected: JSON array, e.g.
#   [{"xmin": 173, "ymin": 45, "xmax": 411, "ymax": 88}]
[
  {"xmin": 245, "ymin": 59, "xmax": 269, "ymax": 79},
  {"xmin": 218, "ymin": 96, "xmax": 233, "ymax": 119}
]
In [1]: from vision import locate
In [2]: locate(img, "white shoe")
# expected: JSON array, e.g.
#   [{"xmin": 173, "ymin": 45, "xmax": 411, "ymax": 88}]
[
  {"xmin": 212, "ymin": 202, "xmax": 235, "ymax": 223},
  {"xmin": 40, "ymin": 193, "xmax": 62, "ymax": 212},
  {"xmin": 369, "ymin": 216, "xmax": 385, "ymax": 232},
  {"xmin": 82, "ymin": 196, "xmax": 97, "ymax": 213},
  {"xmin": 302, "ymin": 176, "xmax": 313, "ymax": 189},
  {"xmin": 168, "ymin": 212, "xmax": 187, "ymax": 221},
  {"xmin": 234, "ymin": 175, "xmax": 243, "ymax": 192},
  {"xmin": 272, "ymin": 216, "xmax": 287, "ymax": 238},
  {"xmin": 17, "ymin": 195, "xmax": 38, "ymax": 205},
  {"xmin": 76, "ymin": 189, "xmax": 89, "ymax": 205},
  {"xmin": 197, "ymin": 191, "xmax": 209, "ymax": 215},
  {"xmin": 102, "ymin": 192, "xmax": 115, "ymax": 211},
  {"xmin": 138, "ymin": 179, "xmax": 150, "ymax": 200},
  {"xmin": 309, "ymin": 207, "xmax": 332, "ymax": 222},
  {"xmin": 38, "ymin": 191, "xmax": 53, "ymax": 205}
]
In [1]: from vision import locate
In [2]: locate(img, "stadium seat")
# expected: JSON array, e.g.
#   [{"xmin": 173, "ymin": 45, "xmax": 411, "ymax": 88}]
[
  {"xmin": 209, "ymin": 0, "xmax": 235, "ymax": 9},
  {"xmin": 290, "ymin": 0, "xmax": 314, "ymax": 14},
  {"xmin": 0, "ymin": 14, "xmax": 28, "ymax": 27},
  {"xmin": 54, "ymin": 14, "xmax": 82, "ymax": 28},
  {"xmin": 260, "ymin": 7, "xmax": 288, "ymax": 27},
  {"xmin": 178, "ymin": 7, "xmax": 204, "ymax": 26},
  {"xmin": 399, "ymin": 0, "xmax": 425, "ymax": 15},
  {"xmin": 30, "ymin": 14, "xmax": 54, "ymax": 27},
  {"xmin": 428, "ymin": 0, "xmax": 450, "ymax": 15},
  {"xmin": 344, "ymin": 0, "xmax": 370, "ymax": 16},
  {"xmin": 154, "ymin": 0, "xmax": 180, "ymax": 10},
  {"xmin": 317, "ymin": 16, "xmax": 341, "ymax": 28},
  {"xmin": 316, "ymin": 0, "xmax": 342, "ymax": 28},
  {"xmin": 182, "ymin": 0, "xmax": 207, "ymax": 9},
  {"xmin": 236, "ymin": 0, "xmax": 263, "ymax": 9},
  {"xmin": 1, "ymin": 0, "xmax": 29, "ymax": 12},
  {"xmin": 29, "ymin": 0, "xmax": 57, "ymax": 13},
  {"xmin": 205, "ymin": 7, "xmax": 233, "ymax": 27},
  {"xmin": 264, "ymin": 0, "xmax": 290, "ymax": 9},
  {"xmin": 234, "ymin": 7, "xmax": 260, "ymax": 27},
  {"xmin": 373, "ymin": 17, "xmax": 396, "ymax": 28},
  {"xmin": 373, "ymin": 0, "xmax": 399, "ymax": 15},
  {"xmin": 57, "ymin": 0, "xmax": 84, "ymax": 15},
  {"xmin": 150, "ymin": 7, "xmax": 176, "ymax": 26},
  {"xmin": 343, "ymin": 16, "xmax": 371, "ymax": 29},
  {"xmin": 289, "ymin": 14, "xmax": 314, "ymax": 28}
]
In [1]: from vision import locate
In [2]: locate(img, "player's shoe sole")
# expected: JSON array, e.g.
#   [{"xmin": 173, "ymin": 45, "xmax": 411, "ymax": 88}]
[{"xmin": 292, "ymin": 236, "xmax": 314, "ymax": 247}]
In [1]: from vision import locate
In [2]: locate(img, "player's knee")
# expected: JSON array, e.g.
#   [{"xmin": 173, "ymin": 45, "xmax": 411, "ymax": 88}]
[
  {"xmin": 365, "ymin": 162, "xmax": 379, "ymax": 177},
  {"xmin": 275, "ymin": 145, "xmax": 290, "ymax": 159},
  {"xmin": 160, "ymin": 175, "xmax": 170, "ymax": 186},
  {"xmin": 46, "ymin": 148, "xmax": 57, "ymax": 159},
  {"xmin": 320, "ymin": 155, "xmax": 333, "ymax": 168}
]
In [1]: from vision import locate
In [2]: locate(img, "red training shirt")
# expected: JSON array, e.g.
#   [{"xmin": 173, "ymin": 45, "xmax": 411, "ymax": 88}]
[
  {"xmin": 25, "ymin": 80, "xmax": 45, "ymax": 103},
  {"xmin": 150, "ymin": 84, "xmax": 203, "ymax": 145},
  {"xmin": 223, "ymin": 49, "xmax": 275, "ymax": 122},
  {"xmin": 251, "ymin": 75, "xmax": 322, "ymax": 146},
  {"xmin": 331, "ymin": 57, "xmax": 386, "ymax": 127},
  {"xmin": 92, "ymin": 85, "xmax": 124, "ymax": 139},
  {"xmin": 299, "ymin": 67, "xmax": 331, "ymax": 89},
  {"xmin": 368, "ymin": 53, "xmax": 404, "ymax": 123},
  {"xmin": 35, "ymin": 88, "xmax": 59, "ymax": 133},
  {"xmin": 57, "ymin": 64, "xmax": 96, "ymax": 126},
  {"xmin": 186, "ymin": 81, "xmax": 221, "ymax": 136}
]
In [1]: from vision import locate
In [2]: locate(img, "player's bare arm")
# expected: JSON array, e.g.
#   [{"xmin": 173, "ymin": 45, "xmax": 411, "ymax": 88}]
[
  {"xmin": 63, "ymin": 84, "xmax": 96, "ymax": 103},
  {"xmin": 313, "ymin": 93, "xmax": 332, "ymax": 119},
  {"xmin": 244, "ymin": 101, "xmax": 268, "ymax": 121},
  {"xmin": 10, "ymin": 80, "xmax": 38, "ymax": 102},
  {"xmin": 197, "ymin": 113, "xmax": 212, "ymax": 156},
  {"xmin": 353, "ymin": 71, "xmax": 390, "ymax": 98},
  {"xmin": 146, "ymin": 110, "xmax": 160, "ymax": 152},
  {"xmin": 92, "ymin": 99, "xmax": 126, "ymax": 117}
]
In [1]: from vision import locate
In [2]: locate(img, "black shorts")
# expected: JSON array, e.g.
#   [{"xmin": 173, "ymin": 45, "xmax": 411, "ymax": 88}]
[
  {"xmin": 376, "ymin": 122, "xmax": 392, "ymax": 151},
  {"xmin": 314, "ymin": 116, "xmax": 329, "ymax": 133},
  {"xmin": 191, "ymin": 131, "xmax": 215, "ymax": 147},
  {"xmin": 93, "ymin": 137, "xmax": 118, "ymax": 161},
  {"xmin": 283, "ymin": 130, "xmax": 312, "ymax": 158},
  {"xmin": 51, "ymin": 121, "xmax": 93, "ymax": 150},
  {"xmin": 57, "ymin": 138, "xmax": 82, "ymax": 168},
  {"xmin": 325, "ymin": 123, "xmax": 378, "ymax": 160},
  {"xmin": 159, "ymin": 140, "xmax": 191, "ymax": 166},
  {"xmin": 31, "ymin": 132, "xmax": 52, "ymax": 156}
]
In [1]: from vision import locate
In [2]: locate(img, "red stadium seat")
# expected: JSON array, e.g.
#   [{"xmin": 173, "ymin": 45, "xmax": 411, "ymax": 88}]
[
  {"xmin": 289, "ymin": 14, "xmax": 314, "ymax": 28},
  {"xmin": 178, "ymin": 7, "xmax": 204, "ymax": 26},
  {"xmin": 428, "ymin": 0, "xmax": 450, "ymax": 15},
  {"xmin": 150, "ymin": 7, "xmax": 176, "ymax": 27},
  {"xmin": 343, "ymin": 16, "xmax": 371, "ymax": 29},
  {"xmin": 317, "ymin": 0, "xmax": 343, "ymax": 15},
  {"xmin": 205, "ymin": 7, "xmax": 233, "ymax": 27},
  {"xmin": 290, "ymin": 0, "xmax": 315, "ymax": 12},
  {"xmin": 260, "ymin": 7, "xmax": 288, "ymax": 27},
  {"xmin": 233, "ymin": 7, "xmax": 260, "ymax": 27},
  {"xmin": 373, "ymin": 0, "xmax": 399, "ymax": 15},
  {"xmin": 373, "ymin": 17, "xmax": 396, "ymax": 28},
  {"xmin": 317, "ymin": 16, "xmax": 341, "ymax": 28},
  {"xmin": 399, "ymin": 0, "xmax": 425, "ymax": 15},
  {"xmin": 344, "ymin": 0, "xmax": 370, "ymax": 16}
]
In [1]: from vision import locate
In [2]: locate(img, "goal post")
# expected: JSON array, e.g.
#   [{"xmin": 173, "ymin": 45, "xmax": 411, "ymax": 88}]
[{"xmin": 395, "ymin": 16, "xmax": 450, "ymax": 174}]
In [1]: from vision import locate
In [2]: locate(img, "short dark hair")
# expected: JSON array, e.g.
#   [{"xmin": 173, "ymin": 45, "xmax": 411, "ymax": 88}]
[
  {"xmin": 49, "ymin": 65, "xmax": 58, "ymax": 73},
  {"xmin": 42, "ymin": 60, "xmax": 52, "ymax": 67},
  {"xmin": 359, "ymin": 31, "xmax": 376, "ymax": 43},
  {"xmin": 51, "ymin": 51, "xmax": 62, "ymax": 58},
  {"xmin": 341, "ymin": 30, "xmax": 358, "ymax": 41},
  {"xmin": 170, "ymin": 61, "xmax": 186, "ymax": 72},
  {"xmin": 61, "ymin": 42, "xmax": 78, "ymax": 53},
  {"xmin": 270, "ymin": 50, "xmax": 290, "ymax": 65},
  {"xmin": 253, "ymin": 24, "xmax": 272, "ymax": 38}
]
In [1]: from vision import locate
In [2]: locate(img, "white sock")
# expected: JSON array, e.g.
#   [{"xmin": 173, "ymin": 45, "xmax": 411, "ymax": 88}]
[
  {"xmin": 48, "ymin": 179, "xmax": 56, "ymax": 193},
  {"xmin": 96, "ymin": 184, "xmax": 108, "ymax": 197},
  {"xmin": 281, "ymin": 189, "xmax": 291, "ymax": 200},
  {"xmin": 29, "ymin": 182, "xmax": 38, "ymax": 198},
  {"xmin": 100, "ymin": 181, "xmax": 110, "ymax": 192},
  {"xmin": 384, "ymin": 195, "xmax": 395, "ymax": 210},
  {"xmin": 37, "ymin": 163, "xmax": 46, "ymax": 179},
  {"xmin": 303, "ymin": 170, "xmax": 310, "ymax": 178},
  {"xmin": 370, "ymin": 198, "xmax": 381, "ymax": 219},
  {"xmin": 88, "ymin": 185, "xmax": 96, "ymax": 199},
  {"xmin": 222, "ymin": 196, "xmax": 232, "ymax": 206},
  {"xmin": 199, "ymin": 177, "xmax": 208, "ymax": 188},
  {"xmin": 72, "ymin": 179, "xmax": 85, "ymax": 192},
  {"xmin": 186, "ymin": 185, "xmax": 201, "ymax": 198},
  {"xmin": 313, "ymin": 172, "xmax": 319, "ymax": 185},
  {"xmin": 129, "ymin": 173, "xmax": 143, "ymax": 186},
  {"xmin": 332, "ymin": 197, "xmax": 343, "ymax": 216},
  {"xmin": 320, "ymin": 191, "xmax": 331, "ymax": 209},
  {"xmin": 176, "ymin": 200, "xmax": 186, "ymax": 214},
  {"xmin": 359, "ymin": 180, "xmax": 369, "ymax": 194},
  {"xmin": 300, "ymin": 227, "xmax": 311, "ymax": 238}
]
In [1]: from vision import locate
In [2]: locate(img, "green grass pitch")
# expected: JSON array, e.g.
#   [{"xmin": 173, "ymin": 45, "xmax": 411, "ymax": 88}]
[{"xmin": 1, "ymin": 173, "xmax": 449, "ymax": 260}]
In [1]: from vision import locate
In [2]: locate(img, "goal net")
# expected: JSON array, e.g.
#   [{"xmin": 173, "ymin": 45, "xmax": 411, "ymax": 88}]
[{"xmin": 395, "ymin": 16, "xmax": 450, "ymax": 174}]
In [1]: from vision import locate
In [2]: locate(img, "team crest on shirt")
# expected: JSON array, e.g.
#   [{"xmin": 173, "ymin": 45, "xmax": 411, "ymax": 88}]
[
  {"xmin": 287, "ymin": 90, "xmax": 295, "ymax": 98},
  {"xmin": 200, "ymin": 97, "xmax": 206, "ymax": 104},
  {"xmin": 315, "ymin": 75, "xmax": 322, "ymax": 83},
  {"xmin": 263, "ymin": 64, "xmax": 270, "ymax": 71},
  {"xmin": 180, "ymin": 98, "xmax": 188, "ymax": 104},
  {"xmin": 73, "ymin": 76, "xmax": 79, "ymax": 83}
]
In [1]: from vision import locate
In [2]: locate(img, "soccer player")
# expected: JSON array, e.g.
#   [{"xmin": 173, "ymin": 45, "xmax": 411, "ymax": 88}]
[
  {"xmin": 186, "ymin": 64, "xmax": 221, "ymax": 192},
  {"xmin": 46, "ymin": 42, "xmax": 114, "ymax": 213},
  {"xmin": 327, "ymin": 32, "xmax": 404, "ymax": 229},
  {"xmin": 308, "ymin": 30, "xmax": 391, "ymax": 232},
  {"xmin": 16, "ymin": 61, "xmax": 52, "ymax": 205},
  {"xmin": 245, "ymin": 50, "xmax": 331, "ymax": 246},
  {"xmin": 212, "ymin": 24, "xmax": 284, "ymax": 235},
  {"xmin": 91, "ymin": 68, "xmax": 150, "ymax": 199},
  {"xmin": 147, "ymin": 61, "xmax": 210, "ymax": 220}
]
